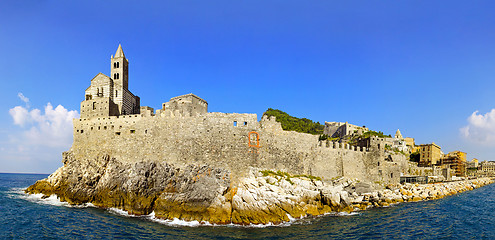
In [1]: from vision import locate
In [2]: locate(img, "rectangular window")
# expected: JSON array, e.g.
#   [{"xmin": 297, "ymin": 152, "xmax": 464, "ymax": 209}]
[
  {"xmin": 115, "ymin": 132, "xmax": 121, "ymax": 135},
  {"xmin": 244, "ymin": 122, "xmax": 247, "ymax": 126},
  {"xmin": 93, "ymin": 102, "xmax": 96, "ymax": 110},
  {"xmin": 130, "ymin": 130, "xmax": 135, "ymax": 133},
  {"xmin": 233, "ymin": 121, "xmax": 237, "ymax": 126}
]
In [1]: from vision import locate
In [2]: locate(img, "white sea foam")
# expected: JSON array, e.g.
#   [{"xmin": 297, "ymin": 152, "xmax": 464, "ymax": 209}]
[
  {"xmin": 336, "ymin": 211, "xmax": 360, "ymax": 216},
  {"xmin": 108, "ymin": 207, "xmax": 133, "ymax": 217},
  {"xmin": 12, "ymin": 187, "xmax": 354, "ymax": 227},
  {"xmin": 323, "ymin": 211, "xmax": 361, "ymax": 217},
  {"xmin": 9, "ymin": 187, "xmax": 94, "ymax": 208}
]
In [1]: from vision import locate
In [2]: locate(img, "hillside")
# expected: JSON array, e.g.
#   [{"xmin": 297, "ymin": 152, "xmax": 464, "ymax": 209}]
[{"xmin": 263, "ymin": 108, "xmax": 324, "ymax": 135}]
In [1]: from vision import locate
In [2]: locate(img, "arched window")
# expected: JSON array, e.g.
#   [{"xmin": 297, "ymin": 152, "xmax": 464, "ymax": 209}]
[
  {"xmin": 116, "ymin": 73, "xmax": 119, "ymax": 79},
  {"xmin": 113, "ymin": 62, "xmax": 116, "ymax": 68},
  {"xmin": 117, "ymin": 62, "xmax": 119, "ymax": 68},
  {"xmin": 113, "ymin": 73, "xmax": 116, "ymax": 79}
]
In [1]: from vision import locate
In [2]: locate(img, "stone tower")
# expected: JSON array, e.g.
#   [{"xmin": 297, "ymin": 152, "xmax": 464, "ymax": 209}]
[
  {"xmin": 80, "ymin": 44, "xmax": 140, "ymax": 119},
  {"xmin": 111, "ymin": 44, "xmax": 129, "ymax": 90}
]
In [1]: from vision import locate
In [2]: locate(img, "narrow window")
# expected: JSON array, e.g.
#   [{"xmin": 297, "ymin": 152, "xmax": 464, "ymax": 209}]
[
  {"xmin": 114, "ymin": 62, "xmax": 116, "ymax": 68},
  {"xmin": 244, "ymin": 121, "xmax": 247, "ymax": 126},
  {"xmin": 116, "ymin": 73, "xmax": 119, "ymax": 79},
  {"xmin": 93, "ymin": 102, "xmax": 96, "ymax": 110},
  {"xmin": 391, "ymin": 173, "xmax": 394, "ymax": 178},
  {"xmin": 116, "ymin": 90, "xmax": 118, "ymax": 97},
  {"xmin": 113, "ymin": 73, "xmax": 116, "ymax": 79},
  {"xmin": 104, "ymin": 126, "xmax": 107, "ymax": 130},
  {"xmin": 233, "ymin": 121, "xmax": 237, "ymax": 127},
  {"xmin": 117, "ymin": 62, "xmax": 119, "ymax": 68}
]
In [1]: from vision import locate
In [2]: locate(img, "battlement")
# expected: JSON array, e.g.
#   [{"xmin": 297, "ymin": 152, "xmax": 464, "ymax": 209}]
[{"xmin": 318, "ymin": 140, "xmax": 370, "ymax": 152}]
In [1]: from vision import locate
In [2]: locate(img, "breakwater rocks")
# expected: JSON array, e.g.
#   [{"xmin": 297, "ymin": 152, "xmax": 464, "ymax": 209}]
[
  {"xmin": 227, "ymin": 172, "xmax": 494, "ymax": 224},
  {"xmin": 25, "ymin": 152, "xmax": 494, "ymax": 225}
]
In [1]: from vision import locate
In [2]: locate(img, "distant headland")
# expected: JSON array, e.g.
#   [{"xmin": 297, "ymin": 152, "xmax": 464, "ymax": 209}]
[{"xmin": 25, "ymin": 45, "xmax": 494, "ymax": 225}]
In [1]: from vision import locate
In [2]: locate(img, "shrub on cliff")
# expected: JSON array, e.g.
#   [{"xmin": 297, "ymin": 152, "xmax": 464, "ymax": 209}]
[
  {"xmin": 263, "ymin": 108, "xmax": 324, "ymax": 135},
  {"xmin": 362, "ymin": 130, "xmax": 391, "ymax": 138}
]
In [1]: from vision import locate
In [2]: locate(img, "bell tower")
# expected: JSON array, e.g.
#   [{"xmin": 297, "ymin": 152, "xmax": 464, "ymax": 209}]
[{"xmin": 111, "ymin": 44, "xmax": 129, "ymax": 90}]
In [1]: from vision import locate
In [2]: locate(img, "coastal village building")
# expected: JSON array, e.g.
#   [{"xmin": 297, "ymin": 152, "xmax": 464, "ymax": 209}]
[
  {"xmin": 466, "ymin": 158, "xmax": 479, "ymax": 169},
  {"xmin": 323, "ymin": 122, "xmax": 368, "ymax": 138},
  {"xmin": 466, "ymin": 158, "xmax": 479, "ymax": 177},
  {"xmin": 480, "ymin": 161, "xmax": 495, "ymax": 176},
  {"xmin": 440, "ymin": 151, "xmax": 466, "ymax": 177},
  {"xmin": 404, "ymin": 137, "xmax": 415, "ymax": 153},
  {"xmin": 419, "ymin": 143, "xmax": 442, "ymax": 167}
]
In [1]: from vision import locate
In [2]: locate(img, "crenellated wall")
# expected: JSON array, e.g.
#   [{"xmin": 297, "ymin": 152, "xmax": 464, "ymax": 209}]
[{"xmin": 72, "ymin": 113, "xmax": 405, "ymax": 184}]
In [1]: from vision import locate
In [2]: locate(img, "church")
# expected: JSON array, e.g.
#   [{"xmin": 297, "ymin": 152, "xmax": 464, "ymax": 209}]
[{"xmin": 80, "ymin": 45, "xmax": 140, "ymax": 118}]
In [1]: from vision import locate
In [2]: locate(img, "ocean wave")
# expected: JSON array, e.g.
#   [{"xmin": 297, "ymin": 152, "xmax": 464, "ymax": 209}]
[
  {"xmin": 12, "ymin": 188, "xmax": 355, "ymax": 227},
  {"xmin": 323, "ymin": 211, "xmax": 361, "ymax": 217},
  {"xmin": 8, "ymin": 187, "xmax": 94, "ymax": 208}
]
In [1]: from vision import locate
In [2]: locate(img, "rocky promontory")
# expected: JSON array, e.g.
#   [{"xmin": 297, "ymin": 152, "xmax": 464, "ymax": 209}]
[{"xmin": 25, "ymin": 151, "xmax": 494, "ymax": 225}]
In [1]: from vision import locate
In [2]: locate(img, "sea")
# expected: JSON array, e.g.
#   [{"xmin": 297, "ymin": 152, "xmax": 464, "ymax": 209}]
[{"xmin": 1, "ymin": 173, "xmax": 495, "ymax": 240}]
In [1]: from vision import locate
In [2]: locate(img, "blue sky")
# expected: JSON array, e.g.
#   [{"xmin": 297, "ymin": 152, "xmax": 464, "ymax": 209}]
[{"xmin": 1, "ymin": 1, "xmax": 495, "ymax": 173}]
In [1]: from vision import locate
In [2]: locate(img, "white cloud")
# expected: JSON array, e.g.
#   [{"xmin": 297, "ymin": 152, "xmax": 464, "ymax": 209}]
[
  {"xmin": 460, "ymin": 109, "xmax": 495, "ymax": 144},
  {"xmin": 9, "ymin": 106, "xmax": 29, "ymax": 126},
  {"xmin": 1, "ymin": 100, "xmax": 80, "ymax": 173},
  {"xmin": 18, "ymin": 92, "xmax": 29, "ymax": 104},
  {"xmin": 9, "ymin": 103, "xmax": 80, "ymax": 148}
]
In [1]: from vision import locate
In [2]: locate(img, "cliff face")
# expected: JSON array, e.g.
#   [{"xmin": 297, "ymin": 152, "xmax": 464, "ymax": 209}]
[
  {"xmin": 26, "ymin": 151, "xmax": 361, "ymax": 224},
  {"xmin": 26, "ymin": 152, "xmax": 233, "ymax": 223},
  {"xmin": 25, "ymin": 151, "xmax": 494, "ymax": 225}
]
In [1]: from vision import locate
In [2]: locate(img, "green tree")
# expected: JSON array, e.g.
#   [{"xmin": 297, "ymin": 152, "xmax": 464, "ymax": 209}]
[
  {"xmin": 263, "ymin": 108, "xmax": 324, "ymax": 135},
  {"xmin": 410, "ymin": 152, "xmax": 420, "ymax": 162}
]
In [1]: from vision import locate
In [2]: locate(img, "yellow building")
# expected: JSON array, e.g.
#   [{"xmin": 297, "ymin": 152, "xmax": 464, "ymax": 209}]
[
  {"xmin": 419, "ymin": 143, "xmax": 442, "ymax": 167},
  {"xmin": 467, "ymin": 158, "xmax": 479, "ymax": 168},
  {"xmin": 404, "ymin": 137, "xmax": 415, "ymax": 152},
  {"xmin": 441, "ymin": 151, "xmax": 467, "ymax": 177}
]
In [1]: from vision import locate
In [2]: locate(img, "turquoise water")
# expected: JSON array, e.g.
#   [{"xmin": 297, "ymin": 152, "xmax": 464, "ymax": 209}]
[{"xmin": 1, "ymin": 173, "xmax": 495, "ymax": 239}]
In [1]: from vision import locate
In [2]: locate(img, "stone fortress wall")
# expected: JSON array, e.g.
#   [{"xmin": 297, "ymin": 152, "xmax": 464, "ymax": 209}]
[
  {"xmin": 72, "ymin": 106, "xmax": 405, "ymax": 184},
  {"xmin": 72, "ymin": 45, "xmax": 408, "ymax": 185}
]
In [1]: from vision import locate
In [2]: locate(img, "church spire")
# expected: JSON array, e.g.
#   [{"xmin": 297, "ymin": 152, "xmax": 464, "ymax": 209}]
[
  {"xmin": 395, "ymin": 129, "xmax": 403, "ymax": 139},
  {"xmin": 115, "ymin": 44, "xmax": 125, "ymax": 58}
]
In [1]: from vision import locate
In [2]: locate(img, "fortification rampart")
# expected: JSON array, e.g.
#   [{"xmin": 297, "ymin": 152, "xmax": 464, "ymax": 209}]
[{"xmin": 72, "ymin": 113, "xmax": 405, "ymax": 184}]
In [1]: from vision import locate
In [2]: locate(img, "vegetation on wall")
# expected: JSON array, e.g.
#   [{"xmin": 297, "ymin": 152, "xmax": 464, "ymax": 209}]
[
  {"xmin": 362, "ymin": 130, "xmax": 391, "ymax": 138},
  {"xmin": 263, "ymin": 108, "xmax": 324, "ymax": 135}
]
